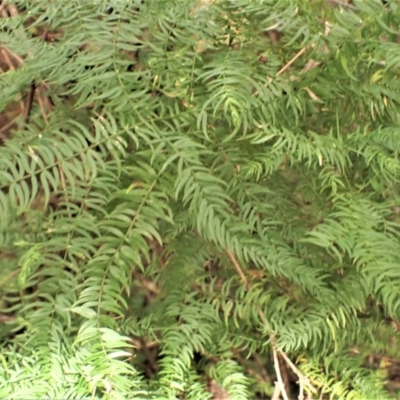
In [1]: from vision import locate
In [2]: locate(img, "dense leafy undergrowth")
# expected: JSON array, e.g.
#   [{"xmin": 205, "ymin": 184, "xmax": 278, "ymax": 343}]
[{"xmin": 1, "ymin": 0, "xmax": 400, "ymax": 398}]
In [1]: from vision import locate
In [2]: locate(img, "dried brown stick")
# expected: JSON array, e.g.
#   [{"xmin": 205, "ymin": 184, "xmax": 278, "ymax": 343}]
[
  {"xmin": 1, "ymin": 48, "xmax": 16, "ymax": 70},
  {"xmin": 23, "ymin": 82, "xmax": 36, "ymax": 124},
  {"xmin": 0, "ymin": 267, "xmax": 21, "ymax": 287},
  {"xmin": 0, "ymin": 117, "xmax": 16, "ymax": 138},
  {"xmin": 279, "ymin": 350, "xmax": 317, "ymax": 395},
  {"xmin": 36, "ymin": 89, "xmax": 50, "ymax": 124},
  {"xmin": 0, "ymin": 314, "xmax": 16, "ymax": 323},
  {"xmin": 271, "ymin": 383, "xmax": 282, "ymax": 400},
  {"xmin": 226, "ymin": 248, "xmax": 248, "ymax": 287},
  {"xmin": 273, "ymin": 346, "xmax": 290, "ymax": 400},
  {"xmin": 277, "ymin": 47, "xmax": 307, "ymax": 77},
  {"xmin": 2, "ymin": 46, "xmax": 24, "ymax": 66},
  {"xmin": 226, "ymin": 248, "xmax": 317, "ymax": 399},
  {"xmin": 1, "ymin": 47, "xmax": 26, "ymax": 115}
]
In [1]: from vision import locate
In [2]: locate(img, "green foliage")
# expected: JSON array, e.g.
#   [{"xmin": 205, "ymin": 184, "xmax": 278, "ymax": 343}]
[{"xmin": 1, "ymin": 0, "xmax": 400, "ymax": 398}]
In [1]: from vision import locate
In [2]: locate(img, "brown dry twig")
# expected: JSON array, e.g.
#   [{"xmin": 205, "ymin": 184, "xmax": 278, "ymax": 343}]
[
  {"xmin": 279, "ymin": 349, "xmax": 317, "ymax": 399},
  {"xmin": 279, "ymin": 21, "xmax": 331, "ymax": 78},
  {"xmin": 1, "ymin": 5, "xmax": 54, "ymax": 132},
  {"xmin": 255, "ymin": 20, "xmax": 332, "ymax": 102},
  {"xmin": 273, "ymin": 346, "xmax": 290, "ymax": 400},
  {"xmin": 0, "ymin": 47, "xmax": 25, "ymax": 115},
  {"xmin": 1, "ymin": 46, "xmax": 24, "ymax": 66},
  {"xmin": 226, "ymin": 248, "xmax": 248, "ymax": 286},
  {"xmin": 0, "ymin": 314, "xmax": 17, "ymax": 323},
  {"xmin": 131, "ymin": 338, "xmax": 159, "ymax": 374},
  {"xmin": 0, "ymin": 118, "xmax": 16, "ymax": 139},
  {"xmin": 23, "ymin": 82, "xmax": 36, "ymax": 124},
  {"xmin": 226, "ymin": 248, "xmax": 317, "ymax": 399},
  {"xmin": 276, "ymin": 47, "xmax": 308, "ymax": 77},
  {"xmin": 36, "ymin": 85, "xmax": 52, "ymax": 124},
  {"xmin": 134, "ymin": 273, "xmax": 161, "ymax": 295},
  {"xmin": 0, "ymin": 267, "xmax": 21, "ymax": 287},
  {"xmin": 271, "ymin": 383, "xmax": 282, "ymax": 400}
]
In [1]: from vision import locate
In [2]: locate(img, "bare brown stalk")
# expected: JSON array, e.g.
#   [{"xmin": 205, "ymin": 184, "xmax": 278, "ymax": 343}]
[{"xmin": 226, "ymin": 248, "xmax": 317, "ymax": 399}]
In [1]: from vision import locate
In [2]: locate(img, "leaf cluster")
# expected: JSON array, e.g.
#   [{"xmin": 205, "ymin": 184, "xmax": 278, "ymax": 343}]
[{"xmin": 1, "ymin": 0, "xmax": 400, "ymax": 398}]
